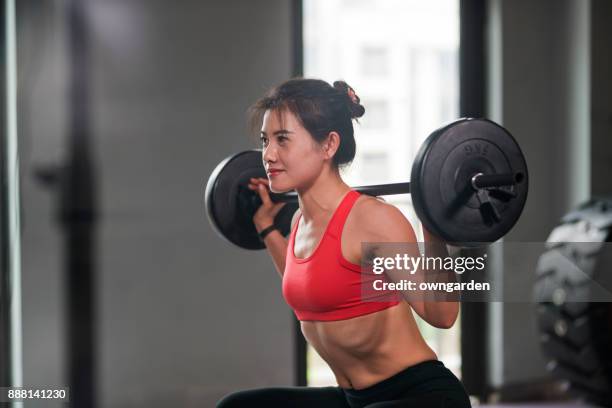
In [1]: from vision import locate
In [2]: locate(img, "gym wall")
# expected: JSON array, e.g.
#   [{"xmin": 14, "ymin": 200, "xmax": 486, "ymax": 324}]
[{"xmin": 17, "ymin": 1, "xmax": 295, "ymax": 406}]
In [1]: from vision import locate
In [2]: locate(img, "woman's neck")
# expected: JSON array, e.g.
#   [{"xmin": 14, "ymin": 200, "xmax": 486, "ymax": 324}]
[{"xmin": 296, "ymin": 167, "xmax": 351, "ymax": 223}]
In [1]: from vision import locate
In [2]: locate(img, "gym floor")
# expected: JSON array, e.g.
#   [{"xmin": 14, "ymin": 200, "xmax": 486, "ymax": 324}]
[{"xmin": 481, "ymin": 405, "xmax": 596, "ymax": 408}]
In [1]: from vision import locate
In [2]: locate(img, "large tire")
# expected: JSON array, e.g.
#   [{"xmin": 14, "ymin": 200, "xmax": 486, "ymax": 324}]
[{"xmin": 535, "ymin": 198, "xmax": 612, "ymax": 406}]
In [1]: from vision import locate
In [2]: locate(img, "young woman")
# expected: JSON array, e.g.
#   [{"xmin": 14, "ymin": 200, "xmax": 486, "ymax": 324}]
[{"xmin": 217, "ymin": 78, "xmax": 471, "ymax": 408}]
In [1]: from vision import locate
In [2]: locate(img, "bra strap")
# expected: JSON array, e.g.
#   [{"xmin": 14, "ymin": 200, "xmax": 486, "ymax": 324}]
[{"xmin": 326, "ymin": 190, "xmax": 360, "ymax": 240}]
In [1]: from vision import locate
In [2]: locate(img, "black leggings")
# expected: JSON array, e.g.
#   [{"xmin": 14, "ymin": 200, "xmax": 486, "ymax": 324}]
[{"xmin": 216, "ymin": 360, "xmax": 471, "ymax": 408}]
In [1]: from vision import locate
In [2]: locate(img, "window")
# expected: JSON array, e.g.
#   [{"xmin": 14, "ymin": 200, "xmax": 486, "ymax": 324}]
[
  {"xmin": 358, "ymin": 152, "xmax": 389, "ymax": 184},
  {"xmin": 361, "ymin": 47, "xmax": 389, "ymax": 77},
  {"xmin": 303, "ymin": 0, "xmax": 460, "ymax": 386},
  {"xmin": 361, "ymin": 99, "xmax": 389, "ymax": 130}
]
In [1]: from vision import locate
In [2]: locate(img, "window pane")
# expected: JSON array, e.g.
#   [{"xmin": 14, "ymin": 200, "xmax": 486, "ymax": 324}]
[
  {"xmin": 303, "ymin": 0, "xmax": 461, "ymax": 386},
  {"xmin": 361, "ymin": 47, "xmax": 389, "ymax": 77},
  {"xmin": 358, "ymin": 152, "xmax": 389, "ymax": 184},
  {"xmin": 360, "ymin": 99, "xmax": 388, "ymax": 129}
]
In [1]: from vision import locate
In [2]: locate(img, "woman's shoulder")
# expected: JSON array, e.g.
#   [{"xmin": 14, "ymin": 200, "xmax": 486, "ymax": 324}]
[{"xmin": 349, "ymin": 194, "xmax": 417, "ymax": 242}]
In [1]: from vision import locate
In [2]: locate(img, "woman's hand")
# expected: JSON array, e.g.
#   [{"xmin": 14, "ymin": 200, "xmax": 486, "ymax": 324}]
[{"xmin": 247, "ymin": 177, "xmax": 286, "ymax": 232}]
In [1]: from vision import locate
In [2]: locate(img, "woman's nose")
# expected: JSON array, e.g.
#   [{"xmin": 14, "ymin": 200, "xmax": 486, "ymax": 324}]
[{"xmin": 262, "ymin": 144, "xmax": 277, "ymax": 163}]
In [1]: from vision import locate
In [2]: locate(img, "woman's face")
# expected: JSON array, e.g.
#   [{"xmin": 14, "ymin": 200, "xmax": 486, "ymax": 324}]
[{"xmin": 260, "ymin": 109, "xmax": 331, "ymax": 193}]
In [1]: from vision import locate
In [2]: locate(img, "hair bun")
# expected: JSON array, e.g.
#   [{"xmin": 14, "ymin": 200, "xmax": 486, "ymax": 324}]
[{"xmin": 333, "ymin": 80, "xmax": 366, "ymax": 119}]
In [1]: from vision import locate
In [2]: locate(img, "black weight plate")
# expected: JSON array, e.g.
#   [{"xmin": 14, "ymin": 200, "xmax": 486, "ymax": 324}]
[
  {"xmin": 411, "ymin": 118, "xmax": 528, "ymax": 245},
  {"xmin": 205, "ymin": 150, "xmax": 298, "ymax": 250}
]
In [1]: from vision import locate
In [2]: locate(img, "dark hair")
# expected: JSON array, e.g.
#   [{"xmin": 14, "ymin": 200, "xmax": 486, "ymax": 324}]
[{"xmin": 248, "ymin": 78, "xmax": 366, "ymax": 168}]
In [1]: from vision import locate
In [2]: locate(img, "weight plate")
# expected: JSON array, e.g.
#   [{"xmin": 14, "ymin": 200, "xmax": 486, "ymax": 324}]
[
  {"xmin": 411, "ymin": 118, "xmax": 528, "ymax": 244},
  {"xmin": 205, "ymin": 150, "xmax": 297, "ymax": 250}
]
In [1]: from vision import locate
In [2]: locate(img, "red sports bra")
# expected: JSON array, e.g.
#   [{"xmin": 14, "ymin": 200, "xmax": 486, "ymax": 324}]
[{"xmin": 282, "ymin": 190, "xmax": 400, "ymax": 321}]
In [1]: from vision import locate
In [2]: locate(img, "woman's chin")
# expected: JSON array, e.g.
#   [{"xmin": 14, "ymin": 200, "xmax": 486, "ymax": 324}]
[{"xmin": 269, "ymin": 181, "xmax": 294, "ymax": 194}]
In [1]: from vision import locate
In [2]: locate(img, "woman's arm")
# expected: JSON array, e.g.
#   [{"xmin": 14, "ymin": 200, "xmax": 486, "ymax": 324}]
[
  {"xmin": 357, "ymin": 198, "xmax": 459, "ymax": 329},
  {"xmin": 419, "ymin": 227, "xmax": 460, "ymax": 328},
  {"xmin": 257, "ymin": 209, "xmax": 300, "ymax": 278}
]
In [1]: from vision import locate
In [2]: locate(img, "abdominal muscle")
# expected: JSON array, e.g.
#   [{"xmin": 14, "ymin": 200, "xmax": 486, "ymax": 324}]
[{"xmin": 300, "ymin": 300, "xmax": 437, "ymax": 390}]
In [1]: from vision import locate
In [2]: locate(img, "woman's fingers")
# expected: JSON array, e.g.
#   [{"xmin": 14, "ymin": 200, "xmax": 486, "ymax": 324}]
[
  {"xmin": 258, "ymin": 184, "xmax": 273, "ymax": 206},
  {"xmin": 270, "ymin": 201, "xmax": 286, "ymax": 217},
  {"xmin": 247, "ymin": 178, "xmax": 273, "ymax": 207},
  {"xmin": 248, "ymin": 178, "xmax": 268, "ymax": 191},
  {"xmin": 248, "ymin": 177, "xmax": 268, "ymax": 186},
  {"xmin": 248, "ymin": 178, "xmax": 282, "ymax": 211}
]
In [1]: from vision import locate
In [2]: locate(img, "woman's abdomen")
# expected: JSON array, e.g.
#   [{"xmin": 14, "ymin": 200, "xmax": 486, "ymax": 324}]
[{"xmin": 301, "ymin": 301, "xmax": 437, "ymax": 389}]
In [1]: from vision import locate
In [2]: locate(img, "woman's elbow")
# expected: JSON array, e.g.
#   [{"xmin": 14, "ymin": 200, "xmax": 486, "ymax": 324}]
[{"xmin": 433, "ymin": 304, "xmax": 459, "ymax": 329}]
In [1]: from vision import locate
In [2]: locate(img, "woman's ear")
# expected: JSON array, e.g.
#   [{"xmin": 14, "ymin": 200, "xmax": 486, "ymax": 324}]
[{"xmin": 322, "ymin": 131, "xmax": 341, "ymax": 160}]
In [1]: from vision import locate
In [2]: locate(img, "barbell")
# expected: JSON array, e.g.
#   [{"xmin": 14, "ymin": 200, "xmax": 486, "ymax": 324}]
[{"xmin": 205, "ymin": 118, "xmax": 528, "ymax": 249}]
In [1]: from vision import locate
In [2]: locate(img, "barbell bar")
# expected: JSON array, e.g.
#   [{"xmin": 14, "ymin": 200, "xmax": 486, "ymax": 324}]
[{"xmin": 267, "ymin": 173, "xmax": 520, "ymax": 203}]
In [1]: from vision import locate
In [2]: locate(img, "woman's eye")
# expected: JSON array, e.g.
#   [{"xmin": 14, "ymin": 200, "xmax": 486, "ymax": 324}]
[{"xmin": 260, "ymin": 137, "xmax": 268, "ymax": 146}]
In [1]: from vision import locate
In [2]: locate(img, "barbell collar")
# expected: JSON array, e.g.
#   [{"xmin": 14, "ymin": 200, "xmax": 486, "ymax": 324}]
[{"xmin": 471, "ymin": 172, "xmax": 523, "ymax": 190}]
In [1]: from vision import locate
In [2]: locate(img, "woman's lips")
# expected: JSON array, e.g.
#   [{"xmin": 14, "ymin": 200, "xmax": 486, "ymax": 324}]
[{"xmin": 267, "ymin": 169, "xmax": 284, "ymax": 177}]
